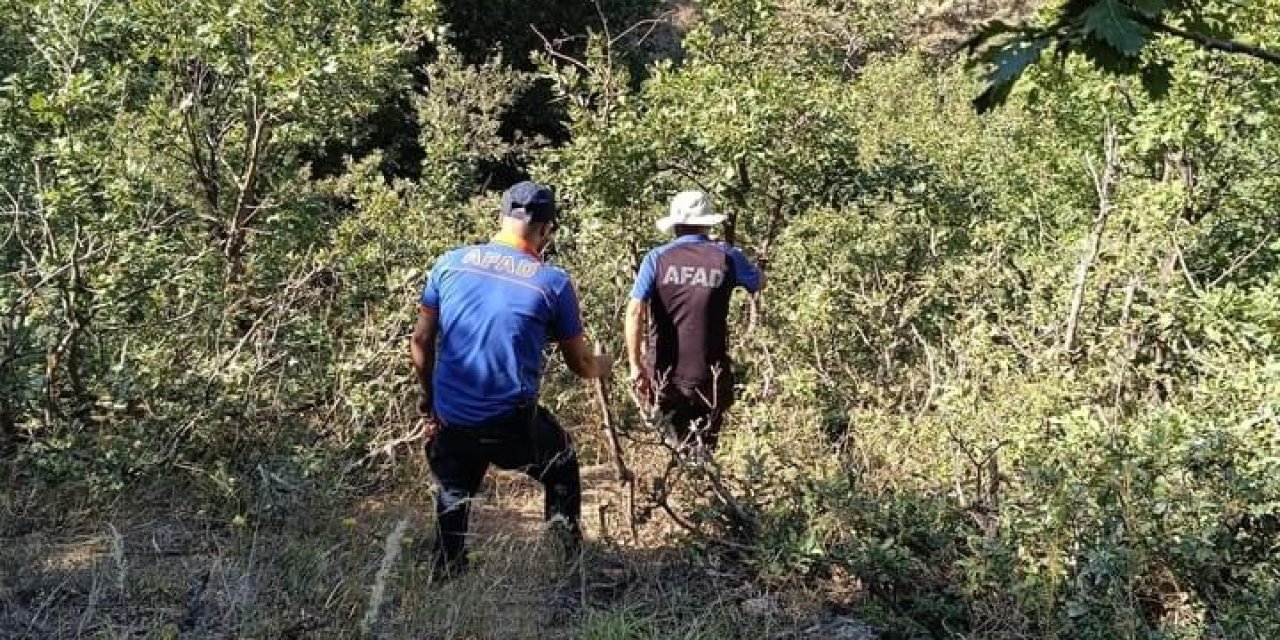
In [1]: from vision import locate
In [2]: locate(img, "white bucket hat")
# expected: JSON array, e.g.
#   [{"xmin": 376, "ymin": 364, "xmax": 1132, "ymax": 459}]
[{"xmin": 656, "ymin": 190, "xmax": 727, "ymax": 232}]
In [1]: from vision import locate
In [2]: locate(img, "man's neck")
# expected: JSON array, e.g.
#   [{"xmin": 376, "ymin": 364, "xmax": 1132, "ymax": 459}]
[
  {"xmin": 492, "ymin": 229, "xmax": 542, "ymax": 259},
  {"xmin": 673, "ymin": 232, "xmax": 710, "ymax": 242},
  {"xmin": 672, "ymin": 223, "xmax": 713, "ymax": 237}
]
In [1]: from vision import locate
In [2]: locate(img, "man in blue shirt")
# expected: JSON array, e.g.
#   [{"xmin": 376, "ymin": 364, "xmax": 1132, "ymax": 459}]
[
  {"xmin": 625, "ymin": 190, "xmax": 765, "ymax": 456},
  {"xmin": 410, "ymin": 181, "xmax": 612, "ymax": 577}
]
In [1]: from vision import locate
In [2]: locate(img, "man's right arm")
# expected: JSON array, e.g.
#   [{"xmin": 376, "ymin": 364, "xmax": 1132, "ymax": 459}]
[
  {"xmin": 410, "ymin": 306, "xmax": 438, "ymax": 415},
  {"xmin": 625, "ymin": 252, "xmax": 658, "ymax": 392},
  {"xmin": 624, "ymin": 298, "xmax": 648, "ymax": 379}
]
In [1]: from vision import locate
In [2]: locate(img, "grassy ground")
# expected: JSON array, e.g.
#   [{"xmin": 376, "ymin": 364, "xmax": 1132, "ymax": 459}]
[{"xmin": 1, "ymin": 448, "xmax": 874, "ymax": 639}]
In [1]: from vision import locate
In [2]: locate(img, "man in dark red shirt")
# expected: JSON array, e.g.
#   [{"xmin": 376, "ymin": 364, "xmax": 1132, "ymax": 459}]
[{"xmin": 624, "ymin": 190, "xmax": 765, "ymax": 455}]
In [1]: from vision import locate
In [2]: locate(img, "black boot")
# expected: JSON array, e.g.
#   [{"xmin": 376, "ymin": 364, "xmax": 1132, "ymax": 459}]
[{"xmin": 428, "ymin": 538, "xmax": 469, "ymax": 582}]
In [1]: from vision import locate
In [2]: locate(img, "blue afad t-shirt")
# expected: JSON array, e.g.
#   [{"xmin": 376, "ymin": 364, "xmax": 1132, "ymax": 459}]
[{"xmin": 420, "ymin": 236, "xmax": 583, "ymax": 426}]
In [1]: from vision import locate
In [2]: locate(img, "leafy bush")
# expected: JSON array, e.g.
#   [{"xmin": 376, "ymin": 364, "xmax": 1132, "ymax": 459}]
[{"xmin": 3, "ymin": 1, "xmax": 1279, "ymax": 637}]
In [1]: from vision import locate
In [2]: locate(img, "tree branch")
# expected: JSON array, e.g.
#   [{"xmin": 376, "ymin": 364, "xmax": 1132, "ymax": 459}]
[
  {"xmin": 1063, "ymin": 122, "xmax": 1119, "ymax": 355},
  {"xmin": 1137, "ymin": 14, "xmax": 1280, "ymax": 66}
]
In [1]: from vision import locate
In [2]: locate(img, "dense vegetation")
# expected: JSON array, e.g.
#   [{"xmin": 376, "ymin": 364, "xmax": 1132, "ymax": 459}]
[{"xmin": 3, "ymin": 0, "xmax": 1278, "ymax": 637}]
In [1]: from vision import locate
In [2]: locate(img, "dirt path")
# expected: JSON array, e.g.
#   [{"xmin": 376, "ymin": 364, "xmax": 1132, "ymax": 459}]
[{"xmin": 378, "ymin": 463, "xmax": 644, "ymax": 637}]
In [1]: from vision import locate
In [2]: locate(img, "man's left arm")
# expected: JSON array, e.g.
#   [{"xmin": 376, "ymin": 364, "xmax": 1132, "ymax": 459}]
[
  {"xmin": 729, "ymin": 247, "xmax": 766, "ymax": 293},
  {"xmin": 552, "ymin": 280, "xmax": 612, "ymax": 379}
]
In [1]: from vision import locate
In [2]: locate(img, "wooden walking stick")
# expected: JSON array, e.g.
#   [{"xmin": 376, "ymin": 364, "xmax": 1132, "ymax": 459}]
[{"xmin": 593, "ymin": 345, "xmax": 637, "ymax": 542}]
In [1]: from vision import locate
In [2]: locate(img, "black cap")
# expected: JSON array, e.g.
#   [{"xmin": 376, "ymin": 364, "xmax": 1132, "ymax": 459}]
[{"xmin": 501, "ymin": 181, "xmax": 557, "ymax": 223}]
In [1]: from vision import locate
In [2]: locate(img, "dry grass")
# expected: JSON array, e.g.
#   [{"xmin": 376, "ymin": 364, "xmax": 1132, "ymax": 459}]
[{"xmin": 0, "ymin": 445, "xmax": 863, "ymax": 640}]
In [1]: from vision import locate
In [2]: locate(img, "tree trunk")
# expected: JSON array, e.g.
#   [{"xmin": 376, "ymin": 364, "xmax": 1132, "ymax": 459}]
[
  {"xmin": 225, "ymin": 96, "xmax": 271, "ymax": 286},
  {"xmin": 0, "ymin": 324, "xmax": 15, "ymax": 452},
  {"xmin": 724, "ymin": 157, "xmax": 751, "ymax": 247}
]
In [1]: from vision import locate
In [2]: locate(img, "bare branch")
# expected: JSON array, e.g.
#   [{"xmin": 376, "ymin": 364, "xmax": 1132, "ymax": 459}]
[
  {"xmin": 610, "ymin": 11, "xmax": 676, "ymax": 47},
  {"xmin": 531, "ymin": 25, "xmax": 593, "ymax": 76},
  {"xmin": 1210, "ymin": 231, "xmax": 1275, "ymax": 287},
  {"xmin": 1173, "ymin": 242, "xmax": 1204, "ymax": 297},
  {"xmin": 1063, "ymin": 121, "xmax": 1119, "ymax": 354},
  {"xmin": 347, "ymin": 421, "xmax": 429, "ymax": 474},
  {"xmin": 659, "ymin": 162, "xmax": 713, "ymax": 193}
]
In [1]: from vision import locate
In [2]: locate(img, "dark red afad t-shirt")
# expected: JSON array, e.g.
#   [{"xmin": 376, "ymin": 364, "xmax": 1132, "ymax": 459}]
[{"xmin": 630, "ymin": 234, "xmax": 762, "ymax": 390}]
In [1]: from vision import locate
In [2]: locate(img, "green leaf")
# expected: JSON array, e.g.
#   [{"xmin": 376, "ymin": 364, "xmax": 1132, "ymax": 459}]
[
  {"xmin": 973, "ymin": 37, "xmax": 1049, "ymax": 112},
  {"xmin": 1081, "ymin": 0, "xmax": 1150, "ymax": 57},
  {"xmin": 1141, "ymin": 62, "xmax": 1172, "ymax": 99},
  {"xmin": 1130, "ymin": 0, "xmax": 1167, "ymax": 18},
  {"xmin": 1081, "ymin": 34, "xmax": 1142, "ymax": 74},
  {"xmin": 986, "ymin": 37, "xmax": 1051, "ymax": 86}
]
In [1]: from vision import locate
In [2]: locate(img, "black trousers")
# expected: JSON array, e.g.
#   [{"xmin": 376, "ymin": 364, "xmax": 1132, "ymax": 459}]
[
  {"xmin": 656, "ymin": 375, "xmax": 735, "ymax": 451},
  {"xmin": 427, "ymin": 405, "xmax": 581, "ymax": 565}
]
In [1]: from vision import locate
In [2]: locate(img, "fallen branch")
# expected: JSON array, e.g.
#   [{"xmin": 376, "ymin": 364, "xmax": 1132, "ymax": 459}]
[
  {"xmin": 344, "ymin": 420, "xmax": 428, "ymax": 474},
  {"xmin": 361, "ymin": 517, "xmax": 409, "ymax": 635}
]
